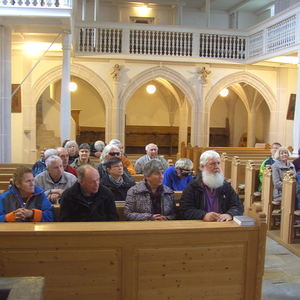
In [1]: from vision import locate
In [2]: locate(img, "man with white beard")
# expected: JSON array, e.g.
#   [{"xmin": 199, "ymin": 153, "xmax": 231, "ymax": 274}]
[{"xmin": 180, "ymin": 150, "xmax": 244, "ymax": 221}]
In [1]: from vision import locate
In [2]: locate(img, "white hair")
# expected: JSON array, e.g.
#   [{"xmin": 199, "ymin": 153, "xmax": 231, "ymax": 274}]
[{"xmin": 200, "ymin": 150, "xmax": 220, "ymax": 167}]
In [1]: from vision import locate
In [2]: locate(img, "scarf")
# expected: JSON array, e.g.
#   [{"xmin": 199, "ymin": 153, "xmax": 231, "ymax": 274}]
[{"xmin": 145, "ymin": 181, "xmax": 163, "ymax": 214}]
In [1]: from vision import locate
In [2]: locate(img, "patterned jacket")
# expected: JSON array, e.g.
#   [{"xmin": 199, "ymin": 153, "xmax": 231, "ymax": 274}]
[{"xmin": 124, "ymin": 180, "xmax": 176, "ymax": 221}]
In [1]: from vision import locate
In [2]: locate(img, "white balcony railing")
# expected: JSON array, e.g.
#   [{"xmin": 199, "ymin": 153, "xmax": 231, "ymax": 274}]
[
  {"xmin": 1, "ymin": 0, "xmax": 299, "ymax": 63},
  {"xmin": 0, "ymin": 0, "xmax": 72, "ymax": 8},
  {"xmin": 74, "ymin": 5, "xmax": 300, "ymax": 63},
  {"xmin": 75, "ymin": 23, "xmax": 248, "ymax": 61}
]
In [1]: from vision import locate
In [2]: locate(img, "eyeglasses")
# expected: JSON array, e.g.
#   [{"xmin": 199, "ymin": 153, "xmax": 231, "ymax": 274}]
[
  {"xmin": 59, "ymin": 154, "xmax": 69, "ymax": 158},
  {"xmin": 111, "ymin": 164, "xmax": 123, "ymax": 169},
  {"xmin": 179, "ymin": 168, "xmax": 193, "ymax": 177},
  {"xmin": 108, "ymin": 152, "xmax": 120, "ymax": 156}
]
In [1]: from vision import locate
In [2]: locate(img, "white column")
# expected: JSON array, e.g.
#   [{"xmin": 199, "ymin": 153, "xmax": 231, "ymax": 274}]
[
  {"xmin": 247, "ymin": 110, "xmax": 256, "ymax": 147},
  {"xmin": 0, "ymin": 26, "xmax": 12, "ymax": 162},
  {"xmin": 293, "ymin": 51, "xmax": 300, "ymax": 155},
  {"xmin": 205, "ymin": 0, "xmax": 211, "ymax": 28},
  {"xmin": 60, "ymin": 32, "xmax": 72, "ymax": 144},
  {"xmin": 192, "ymin": 83, "xmax": 206, "ymax": 146},
  {"xmin": 172, "ymin": 4, "xmax": 182, "ymax": 26},
  {"xmin": 178, "ymin": 98, "xmax": 189, "ymax": 148}
]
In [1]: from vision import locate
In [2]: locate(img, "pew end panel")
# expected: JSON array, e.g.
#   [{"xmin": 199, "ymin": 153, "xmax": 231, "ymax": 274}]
[
  {"xmin": 280, "ymin": 171, "xmax": 297, "ymax": 244},
  {"xmin": 261, "ymin": 165, "xmax": 274, "ymax": 231}
]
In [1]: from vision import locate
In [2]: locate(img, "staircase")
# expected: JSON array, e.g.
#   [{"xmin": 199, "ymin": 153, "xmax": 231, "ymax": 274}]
[{"xmin": 36, "ymin": 99, "xmax": 61, "ymax": 158}]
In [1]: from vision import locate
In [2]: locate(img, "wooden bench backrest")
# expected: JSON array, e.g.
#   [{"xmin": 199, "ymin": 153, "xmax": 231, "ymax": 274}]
[
  {"xmin": 244, "ymin": 161, "xmax": 260, "ymax": 214},
  {"xmin": 178, "ymin": 142, "xmax": 271, "ymax": 174}
]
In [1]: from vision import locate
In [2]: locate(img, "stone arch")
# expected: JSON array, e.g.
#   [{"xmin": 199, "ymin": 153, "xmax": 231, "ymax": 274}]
[
  {"xmin": 206, "ymin": 71, "xmax": 276, "ymax": 112},
  {"xmin": 119, "ymin": 66, "xmax": 198, "ymax": 109},
  {"xmin": 117, "ymin": 66, "xmax": 199, "ymax": 146},
  {"xmin": 205, "ymin": 71, "xmax": 277, "ymax": 146},
  {"xmin": 31, "ymin": 63, "xmax": 113, "ymax": 107},
  {"xmin": 28, "ymin": 64, "xmax": 112, "ymax": 160}
]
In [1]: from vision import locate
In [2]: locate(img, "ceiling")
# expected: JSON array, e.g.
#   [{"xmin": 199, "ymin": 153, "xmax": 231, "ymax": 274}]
[{"xmin": 116, "ymin": 0, "xmax": 275, "ymax": 14}]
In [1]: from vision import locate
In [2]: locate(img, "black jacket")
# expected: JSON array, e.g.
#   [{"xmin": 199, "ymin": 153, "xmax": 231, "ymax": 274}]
[
  {"xmin": 100, "ymin": 174, "xmax": 135, "ymax": 202},
  {"xmin": 59, "ymin": 182, "xmax": 119, "ymax": 222},
  {"xmin": 179, "ymin": 171, "xmax": 244, "ymax": 220}
]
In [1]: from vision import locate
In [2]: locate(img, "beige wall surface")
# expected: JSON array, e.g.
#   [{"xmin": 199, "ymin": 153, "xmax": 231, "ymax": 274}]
[{"xmin": 10, "ymin": 51, "xmax": 298, "ymax": 162}]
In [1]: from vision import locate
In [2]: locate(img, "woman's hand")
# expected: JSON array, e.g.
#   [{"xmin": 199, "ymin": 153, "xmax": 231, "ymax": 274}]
[{"xmin": 150, "ymin": 214, "xmax": 167, "ymax": 221}]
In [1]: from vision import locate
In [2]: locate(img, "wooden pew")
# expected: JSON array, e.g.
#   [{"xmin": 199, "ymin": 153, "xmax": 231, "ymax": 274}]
[
  {"xmin": 230, "ymin": 157, "xmax": 263, "ymax": 197},
  {"xmin": 280, "ymin": 171, "xmax": 297, "ymax": 244},
  {"xmin": 0, "ymin": 174, "xmax": 13, "ymax": 182},
  {"xmin": 131, "ymin": 174, "xmax": 144, "ymax": 182},
  {"xmin": 261, "ymin": 165, "xmax": 274, "ymax": 230},
  {"xmin": 0, "ymin": 181, "xmax": 9, "ymax": 193},
  {"xmin": 53, "ymin": 191, "xmax": 183, "ymax": 222},
  {"xmin": 178, "ymin": 142, "xmax": 272, "ymax": 175},
  {"xmin": 267, "ymin": 171, "xmax": 300, "ymax": 256},
  {"xmin": 0, "ymin": 209, "xmax": 267, "ymax": 300},
  {"xmin": 244, "ymin": 160, "xmax": 261, "ymax": 214}
]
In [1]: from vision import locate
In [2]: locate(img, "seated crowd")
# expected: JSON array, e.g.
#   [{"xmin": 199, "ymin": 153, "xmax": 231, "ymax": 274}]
[{"xmin": 0, "ymin": 140, "xmax": 247, "ymax": 222}]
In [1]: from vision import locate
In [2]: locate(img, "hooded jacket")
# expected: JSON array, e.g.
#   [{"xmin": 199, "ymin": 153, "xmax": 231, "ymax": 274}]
[
  {"xmin": 179, "ymin": 171, "xmax": 244, "ymax": 220},
  {"xmin": 0, "ymin": 185, "xmax": 55, "ymax": 222}
]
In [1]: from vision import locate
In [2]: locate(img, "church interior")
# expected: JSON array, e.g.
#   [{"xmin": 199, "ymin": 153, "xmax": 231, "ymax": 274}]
[{"xmin": 0, "ymin": 0, "xmax": 300, "ymax": 299}]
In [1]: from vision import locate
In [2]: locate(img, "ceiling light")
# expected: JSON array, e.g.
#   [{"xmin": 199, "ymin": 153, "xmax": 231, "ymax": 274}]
[
  {"xmin": 136, "ymin": 5, "xmax": 149, "ymax": 16},
  {"xmin": 69, "ymin": 82, "xmax": 77, "ymax": 92},
  {"xmin": 146, "ymin": 84, "xmax": 156, "ymax": 94},
  {"xmin": 23, "ymin": 42, "xmax": 62, "ymax": 56},
  {"xmin": 220, "ymin": 88, "xmax": 229, "ymax": 97},
  {"xmin": 267, "ymin": 56, "xmax": 299, "ymax": 64}
]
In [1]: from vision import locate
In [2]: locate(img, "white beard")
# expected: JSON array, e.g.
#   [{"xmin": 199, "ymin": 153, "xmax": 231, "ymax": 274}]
[{"xmin": 202, "ymin": 169, "xmax": 224, "ymax": 189}]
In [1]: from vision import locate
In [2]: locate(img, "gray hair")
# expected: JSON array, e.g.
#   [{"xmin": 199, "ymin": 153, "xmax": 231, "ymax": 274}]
[
  {"xmin": 100, "ymin": 144, "xmax": 120, "ymax": 164},
  {"xmin": 143, "ymin": 159, "xmax": 163, "ymax": 177},
  {"xmin": 64, "ymin": 141, "xmax": 79, "ymax": 154},
  {"xmin": 45, "ymin": 155, "xmax": 62, "ymax": 168},
  {"xmin": 109, "ymin": 139, "xmax": 122, "ymax": 149},
  {"xmin": 77, "ymin": 165, "xmax": 97, "ymax": 180},
  {"xmin": 274, "ymin": 147, "xmax": 292, "ymax": 160},
  {"xmin": 175, "ymin": 158, "xmax": 194, "ymax": 169},
  {"xmin": 44, "ymin": 148, "xmax": 58, "ymax": 161},
  {"xmin": 200, "ymin": 150, "xmax": 220, "ymax": 167},
  {"xmin": 145, "ymin": 143, "xmax": 158, "ymax": 151},
  {"xmin": 94, "ymin": 140, "xmax": 105, "ymax": 152}
]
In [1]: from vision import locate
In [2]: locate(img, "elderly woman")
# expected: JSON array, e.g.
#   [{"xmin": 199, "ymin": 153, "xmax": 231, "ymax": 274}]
[
  {"xmin": 163, "ymin": 158, "xmax": 194, "ymax": 191},
  {"xmin": 97, "ymin": 144, "xmax": 132, "ymax": 178},
  {"xmin": 0, "ymin": 166, "xmax": 55, "ymax": 222},
  {"xmin": 101, "ymin": 157, "xmax": 135, "ymax": 202},
  {"xmin": 124, "ymin": 159, "xmax": 176, "ymax": 221},
  {"xmin": 64, "ymin": 140, "xmax": 79, "ymax": 165},
  {"xmin": 109, "ymin": 139, "xmax": 136, "ymax": 175},
  {"xmin": 272, "ymin": 146, "xmax": 296, "ymax": 203},
  {"xmin": 71, "ymin": 143, "xmax": 96, "ymax": 169}
]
